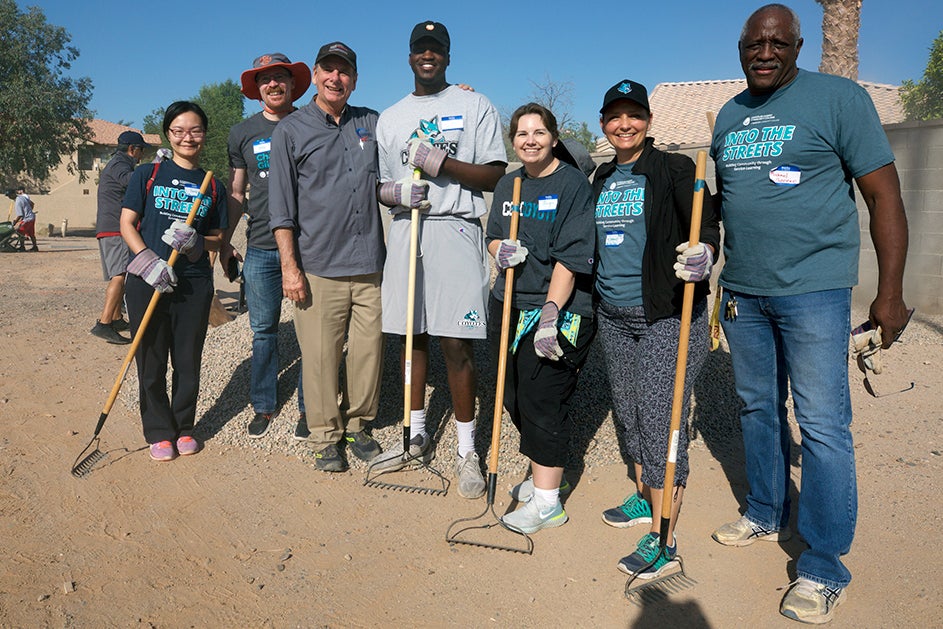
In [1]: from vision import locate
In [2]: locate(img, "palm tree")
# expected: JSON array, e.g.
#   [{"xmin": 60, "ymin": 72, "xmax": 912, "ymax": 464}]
[{"xmin": 816, "ymin": 0, "xmax": 862, "ymax": 80}]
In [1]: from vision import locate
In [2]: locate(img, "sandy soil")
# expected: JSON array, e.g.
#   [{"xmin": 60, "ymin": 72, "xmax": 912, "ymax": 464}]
[{"xmin": 1, "ymin": 235, "xmax": 941, "ymax": 628}]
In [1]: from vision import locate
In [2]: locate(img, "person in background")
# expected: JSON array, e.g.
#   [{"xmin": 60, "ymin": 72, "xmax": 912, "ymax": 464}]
[
  {"xmin": 120, "ymin": 101, "xmax": 228, "ymax": 462},
  {"xmin": 13, "ymin": 185, "xmax": 38, "ymax": 252}
]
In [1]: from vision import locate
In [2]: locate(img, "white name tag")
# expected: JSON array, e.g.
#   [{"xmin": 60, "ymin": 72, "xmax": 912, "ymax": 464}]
[
  {"xmin": 253, "ymin": 139, "xmax": 271, "ymax": 154},
  {"xmin": 605, "ymin": 231, "xmax": 624, "ymax": 247},
  {"xmin": 769, "ymin": 165, "xmax": 801, "ymax": 186},
  {"xmin": 183, "ymin": 184, "xmax": 200, "ymax": 198},
  {"xmin": 440, "ymin": 115, "xmax": 464, "ymax": 131},
  {"xmin": 538, "ymin": 195, "xmax": 558, "ymax": 212}
]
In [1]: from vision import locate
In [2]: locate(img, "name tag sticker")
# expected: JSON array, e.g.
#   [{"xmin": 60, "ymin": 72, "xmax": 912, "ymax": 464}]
[
  {"xmin": 183, "ymin": 184, "xmax": 200, "ymax": 198},
  {"xmin": 253, "ymin": 138, "xmax": 271, "ymax": 154},
  {"xmin": 538, "ymin": 195, "xmax": 558, "ymax": 212},
  {"xmin": 440, "ymin": 115, "xmax": 464, "ymax": 131},
  {"xmin": 605, "ymin": 231, "xmax": 624, "ymax": 247},
  {"xmin": 769, "ymin": 165, "xmax": 801, "ymax": 186}
]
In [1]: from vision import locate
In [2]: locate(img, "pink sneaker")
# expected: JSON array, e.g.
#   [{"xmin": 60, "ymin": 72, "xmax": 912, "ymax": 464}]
[
  {"xmin": 176, "ymin": 436, "xmax": 201, "ymax": 456},
  {"xmin": 149, "ymin": 440, "xmax": 176, "ymax": 461}
]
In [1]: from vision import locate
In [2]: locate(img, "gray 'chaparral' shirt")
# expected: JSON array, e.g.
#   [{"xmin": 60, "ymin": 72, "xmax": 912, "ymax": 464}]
[{"xmin": 268, "ymin": 100, "xmax": 385, "ymax": 278}]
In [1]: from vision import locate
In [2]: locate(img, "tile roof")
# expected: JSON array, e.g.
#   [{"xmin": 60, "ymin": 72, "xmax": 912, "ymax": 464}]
[
  {"xmin": 84, "ymin": 119, "xmax": 162, "ymax": 146},
  {"xmin": 595, "ymin": 78, "xmax": 904, "ymax": 153}
]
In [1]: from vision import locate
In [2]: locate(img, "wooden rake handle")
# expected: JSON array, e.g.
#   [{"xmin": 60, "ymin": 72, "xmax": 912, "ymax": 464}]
[
  {"xmin": 488, "ymin": 177, "xmax": 522, "ymax": 475},
  {"xmin": 402, "ymin": 168, "xmax": 422, "ymax": 436},
  {"xmin": 96, "ymin": 171, "xmax": 215, "ymax": 432}
]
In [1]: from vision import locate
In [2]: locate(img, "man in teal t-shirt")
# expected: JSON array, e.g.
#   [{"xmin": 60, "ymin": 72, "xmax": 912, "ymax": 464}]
[{"xmin": 708, "ymin": 4, "xmax": 910, "ymax": 625}]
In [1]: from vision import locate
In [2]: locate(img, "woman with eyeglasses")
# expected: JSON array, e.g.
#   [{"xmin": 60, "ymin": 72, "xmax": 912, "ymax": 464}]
[
  {"xmin": 485, "ymin": 103, "xmax": 597, "ymax": 535},
  {"xmin": 120, "ymin": 101, "xmax": 228, "ymax": 462}
]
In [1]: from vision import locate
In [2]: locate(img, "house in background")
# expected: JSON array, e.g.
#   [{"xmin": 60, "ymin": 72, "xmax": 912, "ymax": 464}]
[
  {"xmin": 25, "ymin": 120, "xmax": 161, "ymax": 232},
  {"xmin": 595, "ymin": 78, "xmax": 904, "ymax": 154}
]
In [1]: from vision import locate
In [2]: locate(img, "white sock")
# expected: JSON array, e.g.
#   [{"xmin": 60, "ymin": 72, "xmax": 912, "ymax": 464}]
[
  {"xmin": 532, "ymin": 487, "xmax": 559, "ymax": 508},
  {"xmin": 409, "ymin": 410, "xmax": 426, "ymax": 440},
  {"xmin": 455, "ymin": 419, "xmax": 475, "ymax": 457}
]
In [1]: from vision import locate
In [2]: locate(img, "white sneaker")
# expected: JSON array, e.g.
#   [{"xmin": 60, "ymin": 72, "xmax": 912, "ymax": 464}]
[
  {"xmin": 509, "ymin": 474, "xmax": 572, "ymax": 502},
  {"xmin": 455, "ymin": 452, "xmax": 485, "ymax": 499},
  {"xmin": 780, "ymin": 578, "xmax": 847, "ymax": 624},
  {"xmin": 369, "ymin": 433, "xmax": 431, "ymax": 472},
  {"xmin": 501, "ymin": 499, "xmax": 568, "ymax": 534}
]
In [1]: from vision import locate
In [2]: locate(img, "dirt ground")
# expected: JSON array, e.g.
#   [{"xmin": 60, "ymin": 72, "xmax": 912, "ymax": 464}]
[{"xmin": 1, "ymin": 236, "xmax": 941, "ymax": 629}]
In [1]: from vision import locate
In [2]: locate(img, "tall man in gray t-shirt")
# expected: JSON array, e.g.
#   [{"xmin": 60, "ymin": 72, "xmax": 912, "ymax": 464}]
[{"xmin": 373, "ymin": 21, "xmax": 507, "ymax": 499}]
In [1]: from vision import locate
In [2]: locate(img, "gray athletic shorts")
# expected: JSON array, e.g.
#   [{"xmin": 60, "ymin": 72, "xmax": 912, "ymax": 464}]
[
  {"xmin": 98, "ymin": 235, "xmax": 130, "ymax": 280},
  {"xmin": 382, "ymin": 214, "xmax": 489, "ymax": 339}
]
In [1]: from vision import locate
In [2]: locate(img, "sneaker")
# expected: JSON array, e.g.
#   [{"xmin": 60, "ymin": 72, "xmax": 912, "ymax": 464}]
[
  {"xmin": 314, "ymin": 443, "xmax": 347, "ymax": 472},
  {"xmin": 712, "ymin": 515, "xmax": 791, "ymax": 547},
  {"xmin": 601, "ymin": 492, "xmax": 653, "ymax": 528},
  {"xmin": 455, "ymin": 452, "xmax": 485, "ymax": 499},
  {"xmin": 111, "ymin": 317, "xmax": 130, "ymax": 332},
  {"xmin": 345, "ymin": 430, "xmax": 382, "ymax": 461},
  {"xmin": 90, "ymin": 320, "xmax": 131, "ymax": 345},
  {"xmin": 247, "ymin": 411, "xmax": 277, "ymax": 438},
  {"xmin": 780, "ymin": 578, "xmax": 847, "ymax": 624},
  {"xmin": 510, "ymin": 474, "xmax": 572, "ymax": 502},
  {"xmin": 149, "ymin": 441, "xmax": 175, "ymax": 461},
  {"xmin": 176, "ymin": 436, "xmax": 201, "ymax": 456},
  {"xmin": 294, "ymin": 413, "xmax": 310, "ymax": 441},
  {"xmin": 369, "ymin": 433, "xmax": 431, "ymax": 472},
  {"xmin": 617, "ymin": 532, "xmax": 678, "ymax": 579},
  {"xmin": 501, "ymin": 498, "xmax": 568, "ymax": 534}
]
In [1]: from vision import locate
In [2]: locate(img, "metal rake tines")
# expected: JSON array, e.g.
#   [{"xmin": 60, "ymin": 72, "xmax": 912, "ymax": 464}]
[
  {"xmin": 445, "ymin": 506, "xmax": 534, "ymax": 555},
  {"xmin": 363, "ymin": 478, "xmax": 448, "ymax": 495},
  {"xmin": 363, "ymin": 458, "xmax": 450, "ymax": 496},
  {"xmin": 624, "ymin": 557, "xmax": 696, "ymax": 604},
  {"xmin": 71, "ymin": 445, "xmax": 107, "ymax": 478}
]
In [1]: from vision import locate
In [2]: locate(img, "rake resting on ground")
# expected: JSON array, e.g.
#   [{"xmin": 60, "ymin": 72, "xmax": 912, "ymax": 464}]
[
  {"xmin": 364, "ymin": 169, "xmax": 448, "ymax": 495},
  {"xmin": 623, "ymin": 152, "xmax": 708, "ymax": 602},
  {"xmin": 71, "ymin": 171, "xmax": 214, "ymax": 478},
  {"xmin": 445, "ymin": 177, "xmax": 533, "ymax": 554}
]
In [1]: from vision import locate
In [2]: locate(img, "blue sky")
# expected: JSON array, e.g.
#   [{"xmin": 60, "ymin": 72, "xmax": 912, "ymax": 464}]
[{"xmin": 31, "ymin": 0, "xmax": 942, "ymax": 134}]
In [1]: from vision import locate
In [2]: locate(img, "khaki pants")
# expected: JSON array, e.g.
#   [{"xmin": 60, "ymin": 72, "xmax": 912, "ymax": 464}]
[{"xmin": 294, "ymin": 272, "xmax": 383, "ymax": 447}]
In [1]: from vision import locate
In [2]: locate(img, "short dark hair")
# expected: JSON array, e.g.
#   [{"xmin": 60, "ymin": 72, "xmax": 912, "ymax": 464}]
[
  {"xmin": 162, "ymin": 101, "xmax": 209, "ymax": 135},
  {"xmin": 508, "ymin": 103, "xmax": 559, "ymax": 141}
]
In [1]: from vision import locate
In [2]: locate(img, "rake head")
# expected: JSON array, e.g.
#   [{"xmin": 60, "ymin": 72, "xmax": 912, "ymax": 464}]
[
  {"xmin": 71, "ymin": 437, "xmax": 107, "ymax": 478},
  {"xmin": 445, "ymin": 475, "xmax": 534, "ymax": 554},
  {"xmin": 363, "ymin": 454, "xmax": 450, "ymax": 496},
  {"xmin": 624, "ymin": 555, "xmax": 696, "ymax": 605}
]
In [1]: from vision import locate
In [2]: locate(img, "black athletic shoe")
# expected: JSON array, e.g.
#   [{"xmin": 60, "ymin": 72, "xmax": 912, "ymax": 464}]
[
  {"xmin": 90, "ymin": 321, "xmax": 131, "ymax": 345},
  {"xmin": 247, "ymin": 411, "xmax": 278, "ymax": 438},
  {"xmin": 111, "ymin": 317, "xmax": 129, "ymax": 332},
  {"xmin": 294, "ymin": 413, "xmax": 310, "ymax": 441},
  {"xmin": 345, "ymin": 430, "xmax": 382, "ymax": 461},
  {"xmin": 314, "ymin": 443, "xmax": 347, "ymax": 472}
]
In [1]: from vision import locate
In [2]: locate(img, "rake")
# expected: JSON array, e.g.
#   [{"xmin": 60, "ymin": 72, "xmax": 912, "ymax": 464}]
[
  {"xmin": 446, "ymin": 177, "xmax": 532, "ymax": 554},
  {"xmin": 624, "ymin": 151, "xmax": 708, "ymax": 602},
  {"xmin": 71, "ymin": 171, "xmax": 214, "ymax": 478},
  {"xmin": 364, "ymin": 169, "xmax": 448, "ymax": 495}
]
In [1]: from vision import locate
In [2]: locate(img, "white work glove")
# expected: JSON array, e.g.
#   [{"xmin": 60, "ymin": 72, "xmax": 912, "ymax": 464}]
[
  {"xmin": 161, "ymin": 219, "xmax": 204, "ymax": 262},
  {"xmin": 154, "ymin": 148, "xmax": 173, "ymax": 163},
  {"xmin": 406, "ymin": 136, "xmax": 447, "ymax": 177},
  {"xmin": 127, "ymin": 248, "xmax": 177, "ymax": 293},
  {"xmin": 495, "ymin": 239, "xmax": 528, "ymax": 270},
  {"xmin": 533, "ymin": 301, "xmax": 563, "ymax": 361},
  {"xmin": 378, "ymin": 176, "xmax": 431, "ymax": 213},
  {"xmin": 674, "ymin": 241, "xmax": 713, "ymax": 282},
  {"xmin": 852, "ymin": 326, "xmax": 883, "ymax": 374}
]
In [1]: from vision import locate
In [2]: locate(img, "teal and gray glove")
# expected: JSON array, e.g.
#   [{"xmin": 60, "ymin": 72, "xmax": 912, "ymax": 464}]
[{"xmin": 127, "ymin": 248, "xmax": 177, "ymax": 293}]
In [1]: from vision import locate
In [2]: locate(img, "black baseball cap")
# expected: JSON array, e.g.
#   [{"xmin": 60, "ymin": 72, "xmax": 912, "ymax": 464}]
[
  {"xmin": 600, "ymin": 79, "xmax": 650, "ymax": 114},
  {"xmin": 315, "ymin": 41, "xmax": 357, "ymax": 72},
  {"xmin": 117, "ymin": 130, "xmax": 149, "ymax": 147},
  {"xmin": 410, "ymin": 21, "xmax": 450, "ymax": 52}
]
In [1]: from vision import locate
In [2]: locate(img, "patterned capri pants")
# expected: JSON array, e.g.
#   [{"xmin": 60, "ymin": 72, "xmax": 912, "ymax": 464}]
[{"xmin": 596, "ymin": 298, "xmax": 709, "ymax": 488}]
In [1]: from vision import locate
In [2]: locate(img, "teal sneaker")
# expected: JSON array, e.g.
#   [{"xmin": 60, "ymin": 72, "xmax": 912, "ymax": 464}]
[
  {"xmin": 617, "ymin": 532, "xmax": 677, "ymax": 579},
  {"xmin": 602, "ymin": 492, "xmax": 653, "ymax": 528},
  {"xmin": 501, "ymin": 499, "xmax": 568, "ymax": 534}
]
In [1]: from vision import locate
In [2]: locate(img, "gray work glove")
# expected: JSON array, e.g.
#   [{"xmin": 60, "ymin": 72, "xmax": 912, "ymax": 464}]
[
  {"xmin": 378, "ymin": 176, "xmax": 431, "ymax": 213},
  {"xmin": 406, "ymin": 137, "xmax": 447, "ymax": 177},
  {"xmin": 496, "ymin": 239, "xmax": 528, "ymax": 270},
  {"xmin": 674, "ymin": 241, "xmax": 713, "ymax": 282},
  {"xmin": 533, "ymin": 301, "xmax": 563, "ymax": 361},
  {"xmin": 161, "ymin": 219, "xmax": 204, "ymax": 262},
  {"xmin": 127, "ymin": 248, "xmax": 177, "ymax": 293}
]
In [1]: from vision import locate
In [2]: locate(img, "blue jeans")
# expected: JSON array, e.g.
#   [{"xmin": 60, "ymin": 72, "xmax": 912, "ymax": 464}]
[
  {"xmin": 720, "ymin": 288, "xmax": 856, "ymax": 589},
  {"xmin": 242, "ymin": 247, "xmax": 304, "ymax": 415}
]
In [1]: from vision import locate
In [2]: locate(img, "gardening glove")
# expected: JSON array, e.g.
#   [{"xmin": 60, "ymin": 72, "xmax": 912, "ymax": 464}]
[
  {"xmin": 127, "ymin": 248, "xmax": 177, "ymax": 293},
  {"xmin": 161, "ymin": 219, "xmax": 204, "ymax": 262},
  {"xmin": 495, "ymin": 239, "xmax": 528, "ymax": 270},
  {"xmin": 852, "ymin": 326, "xmax": 884, "ymax": 374},
  {"xmin": 153, "ymin": 148, "xmax": 173, "ymax": 163},
  {"xmin": 407, "ymin": 137, "xmax": 447, "ymax": 178},
  {"xmin": 378, "ymin": 176, "xmax": 431, "ymax": 213},
  {"xmin": 673, "ymin": 241, "xmax": 713, "ymax": 282},
  {"xmin": 533, "ymin": 301, "xmax": 563, "ymax": 361}
]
